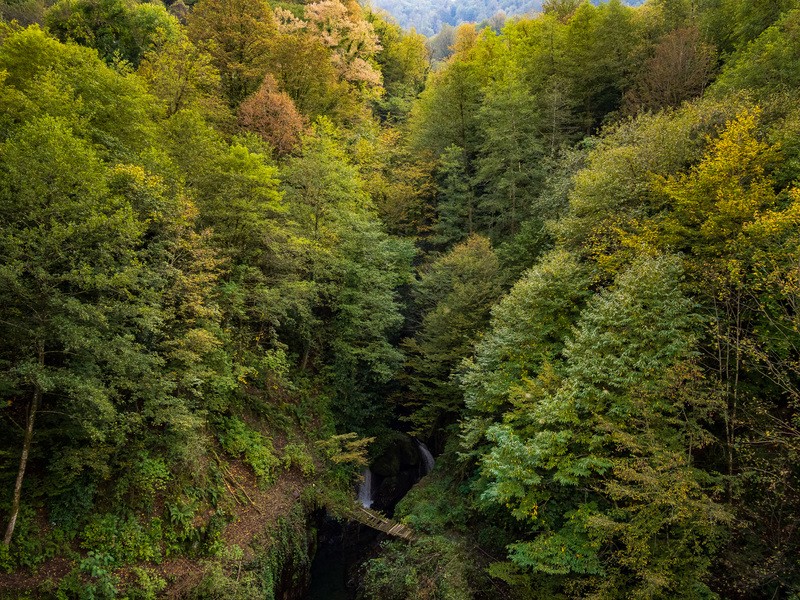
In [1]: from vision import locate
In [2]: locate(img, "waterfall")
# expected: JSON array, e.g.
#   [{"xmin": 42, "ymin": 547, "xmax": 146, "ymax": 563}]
[
  {"xmin": 415, "ymin": 439, "xmax": 435, "ymax": 475},
  {"xmin": 357, "ymin": 468, "xmax": 373, "ymax": 508}
]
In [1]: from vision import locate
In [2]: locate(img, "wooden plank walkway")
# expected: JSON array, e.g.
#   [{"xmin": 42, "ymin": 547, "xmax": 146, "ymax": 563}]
[{"xmin": 346, "ymin": 505, "xmax": 417, "ymax": 542}]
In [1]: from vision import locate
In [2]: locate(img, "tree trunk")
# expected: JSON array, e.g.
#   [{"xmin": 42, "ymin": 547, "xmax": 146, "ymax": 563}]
[
  {"xmin": 3, "ymin": 346, "xmax": 42, "ymax": 546},
  {"xmin": 3, "ymin": 387, "xmax": 39, "ymax": 546}
]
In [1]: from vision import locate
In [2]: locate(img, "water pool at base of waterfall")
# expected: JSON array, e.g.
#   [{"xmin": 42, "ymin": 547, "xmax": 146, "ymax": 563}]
[{"xmin": 307, "ymin": 518, "xmax": 379, "ymax": 600}]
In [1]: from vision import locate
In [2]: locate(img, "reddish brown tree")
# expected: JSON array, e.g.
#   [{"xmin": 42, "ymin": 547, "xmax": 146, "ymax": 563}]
[{"xmin": 238, "ymin": 75, "xmax": 305, "ymax": 156}]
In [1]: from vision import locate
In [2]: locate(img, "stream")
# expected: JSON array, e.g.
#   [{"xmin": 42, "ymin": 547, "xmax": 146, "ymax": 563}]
[{"xmin": 306, "ymin": 438, "xmax": 435, "ymax": 599}]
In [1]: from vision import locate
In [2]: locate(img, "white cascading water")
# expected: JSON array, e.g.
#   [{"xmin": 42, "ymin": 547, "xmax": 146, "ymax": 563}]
[
  {"xmin": 357, "ymin": 468, "xmax": 373, "ymax": 508},
  {"xmin": 415, "ymin": 439, "xmax": 435, "ymax": 475}
]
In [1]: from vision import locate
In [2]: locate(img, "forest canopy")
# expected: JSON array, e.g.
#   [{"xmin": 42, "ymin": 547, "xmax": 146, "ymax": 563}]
[{"xmin": 1, "ymin": 0, "xmax": 800, "ymax": 598}]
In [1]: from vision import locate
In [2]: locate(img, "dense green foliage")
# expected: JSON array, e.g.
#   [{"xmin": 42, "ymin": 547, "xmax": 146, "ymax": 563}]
[
  {"xmin": 365, "ymin": 1, "xmax": 800, "ymax": 599},
  {"xmin": 0, "ymin": 2, "xmax": 422, "ymax": 595},
  {"xmin": 2, "ymin": 0, "xmax": 800, "ymax": 598}
]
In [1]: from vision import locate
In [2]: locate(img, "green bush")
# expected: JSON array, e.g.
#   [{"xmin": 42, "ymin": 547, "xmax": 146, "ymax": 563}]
[
  {"xmin": 361, "ymin": 536, "xmax": 473, "ymax": 600},
  {"xmin": 281, "ymin": 443, "xmax": 315, "ymax": 477},
  {"xmin": 49, "ymin": 480, "xmax": 97, "ymax": 533},
  {"xmin": 57, "ymin": 551, "xmax": 119, "ymax": 600},
  {"xmin": 393, "ymin": 473, "xmax": 469, "ymax": 536},
  {"xmin": 2, "ymin": 504, "xmax": 73, "ymax": 571},
  {"xmin": 217, "ymin": 417, "xmax": 280, "ymax": 485},
  {"xmin": 81, "ymin": 514, "xmax": 162, "ymax": 566},
  {"xmin": 188, "ymin": 563, "xmax": 263, "ymax": 600},
  {"xmin": 164, "ymin": 501, "xmax": 198, "ymax": 554},
  {"xmin": 125, "ymin": 567, "xmax": 167, "ymax": 600},
  {"xmin": 115, "ymin": 453, "xmax": 171, "ymax": 512},
  {"xmin": 0, "ymin": 544, "xmax": 11, "ymax": 574}
]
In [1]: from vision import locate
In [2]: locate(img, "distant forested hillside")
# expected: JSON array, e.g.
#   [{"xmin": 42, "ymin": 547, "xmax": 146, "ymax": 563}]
[
  {"xmin": 370, "ymin": 0, "xmax": 645, "ymax": 35},
  {"xmin": 370, "ymin": 0, "xmax": 539, "ymax": 36}
]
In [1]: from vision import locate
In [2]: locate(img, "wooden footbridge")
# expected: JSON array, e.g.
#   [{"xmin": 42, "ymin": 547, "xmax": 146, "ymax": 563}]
[{"xmin": 345, "ymin": 505, "xmax": 417, "ymax": 542}]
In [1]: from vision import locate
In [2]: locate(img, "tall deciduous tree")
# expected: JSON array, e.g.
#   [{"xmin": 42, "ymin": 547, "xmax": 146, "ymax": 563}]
[
  {"xmin": 264, "ymin": 31, "xmax": 356, "ymax": 121},
  {"xmin": 699, "ymin": 0, "xmax": 798, "ymax": 53},
  {"xmin": 163, "ymin": 109, "xmax": 310, "ymax": 363},
  {"xmin": 304, "ymin": 0, "xmax": 383, "ymax": 94},
  {"xmin": 402, "ymin": 235, "xmax": 503, "ymax": 440},
  {"xmin": 283, "ymin": 120, "xmax": 413, "ymax": 431},
  {"xmin": 187, "ymin": 0, "xmax": 275, "ymax": 107},
  {"xmin": 368, "ymin": 12, "xmax": 429, "ymax": 121},
  {"xmin": 460, "ymin": 250, "xmax": 590, "ymax": 454},
  {"xmin": 0, "ymin": 26, "xmax": 158, "ymax": 158},
  {"xmin": 624, "ymin": 27, "xmax": 716, "ymax": 114},
  {"xmin": 0, "ymin": 117, "xmax": 147, "ymax": 544},
  {"xmin": 711, "ymin": 9, "xmax": 800, "ymax": 100},
  {"xmin": 478, "ymin": 256, "xmax": 727, "ymax": 598},
  {"xmin": 45, "ymin": 0, "xmax": 181, "ymax": 66},
  {"xmin": 475, "ymin": 71, "xmax": 545, "ymax": 239},
  {"xmin": 238, "ymin": 75, "xmax": 305, "ymax": 156},
  {"xmin": 562, "ymin": 0, "xmax": 640, "ymax": 133},
  {"xmin": 409, "ymin": 57, "xmax": 482, "ymax": 159},
  {"xmin": 137, "ymin": 32, "xmax": 223, "ymax": 118},
  {"xmin": 542, "ymin": 0, "xmax": 581, "ymax": 22}
]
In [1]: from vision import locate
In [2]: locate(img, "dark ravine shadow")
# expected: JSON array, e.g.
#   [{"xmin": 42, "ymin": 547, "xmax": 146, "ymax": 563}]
[{"xmin": 305, "ymin": 434, "xmax": 436, "ymax": 599}]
